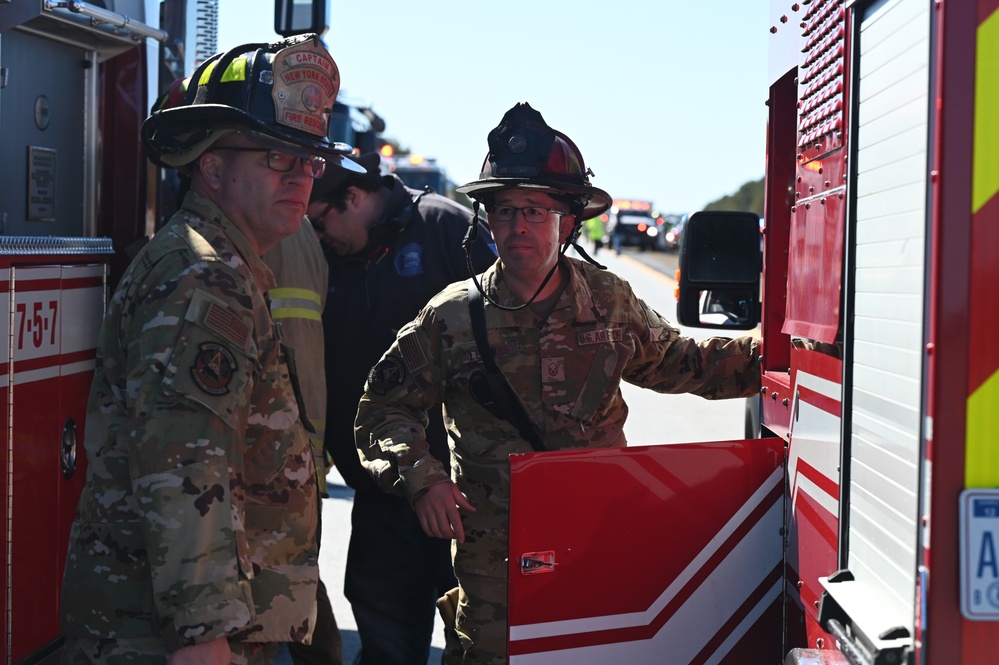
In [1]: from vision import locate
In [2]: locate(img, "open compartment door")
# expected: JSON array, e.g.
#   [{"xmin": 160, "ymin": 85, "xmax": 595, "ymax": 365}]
[{"xmin": 508, "ymin": 440, "xmax": 785, "ymax": 664}]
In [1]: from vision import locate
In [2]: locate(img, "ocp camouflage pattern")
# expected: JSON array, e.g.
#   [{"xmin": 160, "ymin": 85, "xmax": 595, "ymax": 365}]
[
  {"xmin": 61, "ymin": 192, "xmax": 319, "ymax": 652},
  {"xmin": 355, "ymin": 257, "xmax": 761, "ymax": 662}
]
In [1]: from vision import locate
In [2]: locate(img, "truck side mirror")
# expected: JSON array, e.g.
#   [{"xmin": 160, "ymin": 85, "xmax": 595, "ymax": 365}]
[
  {"xmin": 275, "ymin": 0, "xmax": 328, "ymax": 37},
  {"xmin": 676, "ymin": 211, "xmax": 761, "ymax": 330}
]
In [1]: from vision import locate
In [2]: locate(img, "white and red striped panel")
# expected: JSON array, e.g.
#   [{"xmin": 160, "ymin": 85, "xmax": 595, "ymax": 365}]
[
  {"xmin": 0, "ymin": 263, "xmax": 105, "ymax": 389},
  {"xmin": 784, "ymin": 348, "xmax": 843, "ymax": 644},
  {"xmin": 508, "ymin": 440, "xmax": 785, "ymax": 664},
  {"xmin": 1, "ymin": 260, "xmax": 106, "ymax": 662}
]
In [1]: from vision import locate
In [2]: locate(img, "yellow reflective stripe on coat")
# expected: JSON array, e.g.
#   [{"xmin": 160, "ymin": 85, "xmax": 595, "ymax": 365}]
[{"xmin": 269, "ymin": 287, "xmax": 323, "ymax": 322}]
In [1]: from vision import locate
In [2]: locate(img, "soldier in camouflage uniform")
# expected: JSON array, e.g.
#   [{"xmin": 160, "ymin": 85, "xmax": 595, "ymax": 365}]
[
  {"xmin": 60, "ymin": 34, "xmax": 362, "ymax": 665},
  {"xmin": 354, "ymin": 103, "xmax": 763, "ymax": 665}
]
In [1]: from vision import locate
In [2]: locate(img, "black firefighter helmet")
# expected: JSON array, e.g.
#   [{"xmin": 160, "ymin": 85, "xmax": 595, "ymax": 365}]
[
  {"xmin": 456, "ymin": 102, "xmax": 612, "ymax": 220},
  {"xmin": 142, "ymin": 33, "xmax": 360, "ymax": 172}
]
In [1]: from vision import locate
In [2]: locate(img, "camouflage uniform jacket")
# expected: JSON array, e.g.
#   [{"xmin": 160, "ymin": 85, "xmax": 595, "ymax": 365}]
[
  {"xmin": 355, "ymin": 256, "xmax": 761, "ymax": 579},
  {"xmin": 61, "ymin": 192, "xmax": 319, "ymax": 650}
]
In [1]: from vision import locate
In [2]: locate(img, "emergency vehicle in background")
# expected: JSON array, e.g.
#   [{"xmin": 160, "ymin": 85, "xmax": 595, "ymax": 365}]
[
  {"xmin": 383, "ymin": 148, "xmax": 456, "ymax": 199},
  {"xmin": 507, "ymin": 0, "xmax": 999, "ymax": 663},
  {"xmin": 329, "ymin": 100, "xmax": 383, "ymax": 159},
  {"xmin": 606, "ymin": 198, "xmax": 665, "ymax": 251},
  {"xmin": 0, "ymin": 1, "xmax": 324, "ymax": 661}
]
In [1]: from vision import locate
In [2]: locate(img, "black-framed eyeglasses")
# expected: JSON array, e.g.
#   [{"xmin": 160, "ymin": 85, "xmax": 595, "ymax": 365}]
[
  {"xmin": 211, "ymin": 146, "xmax": 327, "ymax": 179},
  {"xmin": 308, "ymin": 201, "xmax": 337, "ymax": 232},
  {"xmin": 488, "ymin": 205, "xmax": 567, "ymax": 224}
]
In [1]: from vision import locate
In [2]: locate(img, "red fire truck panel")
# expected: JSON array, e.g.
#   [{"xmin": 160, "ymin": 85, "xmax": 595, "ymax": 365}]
[
  {"xmin": 508, "ymin": 441, "xmax": 784, "ymax": 663},
  {"xmin": 1, "ymin": 246, "xmax": 110, "ymax": 662}
]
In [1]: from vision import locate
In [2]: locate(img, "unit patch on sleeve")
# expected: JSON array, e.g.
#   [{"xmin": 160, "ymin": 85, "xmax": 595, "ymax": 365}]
[
  {"xmin": 191, "ymin": 342, "xmax": 237, "ymax": 395},
  {"xmin": 576, "ymin": 328, "xmax": 623, "ymax": 346},
  {"xmin": 368, "ymin": 356, "xmax": 406, "ymax": 396}
]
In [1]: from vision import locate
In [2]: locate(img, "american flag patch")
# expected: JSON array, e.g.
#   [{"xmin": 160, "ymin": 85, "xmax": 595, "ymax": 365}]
[
  {"xmin": 398, "ymin": 331, "xmax": 427, "ymax": 373},
  {"xmin": 204, "ymin": 302, "xmax": 250, "ymax": 348}
]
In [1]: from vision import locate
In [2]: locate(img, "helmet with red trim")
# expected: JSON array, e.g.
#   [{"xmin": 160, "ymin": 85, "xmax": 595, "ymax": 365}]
[
  {"xmin": 142, "ymin": 33, "xmax": 358, "ymax": 171},
  {"xmin": 456, "ymin": 103, "xmax": 611, "ymax": 219}
]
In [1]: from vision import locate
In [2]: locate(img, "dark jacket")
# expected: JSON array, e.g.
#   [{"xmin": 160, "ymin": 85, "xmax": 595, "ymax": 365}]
[{"xmin": 323, "ymin": 175, "xmax": 496, "ymax": 492}]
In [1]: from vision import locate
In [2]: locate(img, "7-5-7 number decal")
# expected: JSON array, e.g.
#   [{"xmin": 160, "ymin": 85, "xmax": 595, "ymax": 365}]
[{"xmin": 15, "ymin": 299, "xmax": 58, "ymax": 350}]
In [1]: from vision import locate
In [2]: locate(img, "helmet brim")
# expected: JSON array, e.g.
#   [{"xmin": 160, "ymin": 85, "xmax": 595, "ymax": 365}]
[
  {"xmin": 142, "ymin": 104, "xmax": 355, "ymax": 168},
  {"xmin": 237, "ymin": 130, "xmax": 364, "ymax": 173},
  {"xmin": 456, "ymin": 178, "xmax": 612, "ymax": 220}
]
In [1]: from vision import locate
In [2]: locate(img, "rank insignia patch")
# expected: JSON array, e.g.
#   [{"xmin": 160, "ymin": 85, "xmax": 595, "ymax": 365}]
[
  {"xmin": 191, "ymin": 342, "xmax": 237, "ymax": 395},
  {"xmin": 543, "ymin": 357, "xmax": 565, "ymax": 382},
  {"xmin": 368, "ymin": 356, "xmax": 405, "ymax": 395}
]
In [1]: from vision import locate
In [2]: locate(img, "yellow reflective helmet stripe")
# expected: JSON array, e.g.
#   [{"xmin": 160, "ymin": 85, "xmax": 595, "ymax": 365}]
[{"xmin": 197, "ymin": 56, "xmax": 249, "ymax": 88}]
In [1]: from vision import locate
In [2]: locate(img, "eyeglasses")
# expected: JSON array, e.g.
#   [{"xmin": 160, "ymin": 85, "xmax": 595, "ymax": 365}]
[
  {"xmin": 211, "ymin": 146, "xmax": 327, "ymax": 179},
  {"xmin": 488, "ymin": 205, "xmax": 567, "ymax": 224},
  {"xmin": 308, "ymin": 201, "xmax": 337, "ymax": 232}
]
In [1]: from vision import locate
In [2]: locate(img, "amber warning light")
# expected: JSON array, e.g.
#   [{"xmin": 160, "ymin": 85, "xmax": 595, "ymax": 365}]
[{"xmin": 613, "ymin": 199, "xmax": 653, "ymax": 211}]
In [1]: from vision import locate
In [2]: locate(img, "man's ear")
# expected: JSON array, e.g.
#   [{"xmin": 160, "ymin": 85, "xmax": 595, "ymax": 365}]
[
  {"xmin": 344, "ymin": 185, "xmax": 362, "ymax": 210},
  {"xmin": 194, "ymin": 150, "xmax": 226, "ymax": 192},
  {"xmin": 559, "ymin": 214, "xmax": 577, "ymax": 243}
]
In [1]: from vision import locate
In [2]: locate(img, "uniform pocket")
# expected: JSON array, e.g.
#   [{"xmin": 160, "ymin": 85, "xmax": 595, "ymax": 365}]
[{"xmin": 569, "ymin": 344, "xmax": 621, "ymax": 423}]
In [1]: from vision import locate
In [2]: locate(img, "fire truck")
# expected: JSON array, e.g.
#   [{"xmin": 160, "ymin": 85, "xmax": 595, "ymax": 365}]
[
  {"xmin": 386, "ymin": 151, "xmax": 456, "ymax": 199},
  {"xmin": 607, "ymin": 198, "xmax": 665, "ymax": 251},
  {"xmin": 0, "ymin": 1, "xmax": 327, "ymax": 661},
  {"xmin": 506, "ymin": 0, "xmax": 999, "ymax": 663},
  {"xmin": 0, "ymin": 3, "xmax": 163, "ymax": 662}
]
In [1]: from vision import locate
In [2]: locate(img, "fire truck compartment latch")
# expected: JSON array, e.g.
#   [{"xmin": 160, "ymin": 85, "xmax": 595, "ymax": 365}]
[{"xmin": 520, "ymin": 550, "xmax": 557, "ymax": 575}]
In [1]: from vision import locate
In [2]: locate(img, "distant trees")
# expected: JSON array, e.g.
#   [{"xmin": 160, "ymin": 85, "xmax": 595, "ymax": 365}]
[{"xmin": 703, "ymin": 177, "xmax": 764, "ymax": 217}]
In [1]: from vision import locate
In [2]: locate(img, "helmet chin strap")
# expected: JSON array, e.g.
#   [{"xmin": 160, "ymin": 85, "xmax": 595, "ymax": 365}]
[
  {"xmin": 566, "ymin": 222, "xmax": 607, "ymax": 271},
  {"xmin": 463, "ymin": 202, "xmax": 605, "ymax": 311}
]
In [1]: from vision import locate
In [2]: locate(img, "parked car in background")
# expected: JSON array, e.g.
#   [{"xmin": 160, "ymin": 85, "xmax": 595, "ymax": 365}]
[
  {"xmin": 608, "ymin": 199, "xmax": 663, "ymax": 251},
  {"xmin": 662, "ymin": 213, "xmax": 687, "ymax": 251}
]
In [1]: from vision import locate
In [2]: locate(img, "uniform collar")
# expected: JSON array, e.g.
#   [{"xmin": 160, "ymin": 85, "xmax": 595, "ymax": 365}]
[
  {"xmin": 482, "ymin": 257, "xmax": 598, "ymax": 325},
  {"xmin": 181, "ymin": 191, "xmax": 276, "ymax": 292}
]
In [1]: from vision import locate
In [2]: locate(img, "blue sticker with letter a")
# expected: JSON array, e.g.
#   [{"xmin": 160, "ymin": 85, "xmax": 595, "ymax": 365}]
[{"xmin": 395, "ymin": 242, "xmax": 424, "ymax": 277}]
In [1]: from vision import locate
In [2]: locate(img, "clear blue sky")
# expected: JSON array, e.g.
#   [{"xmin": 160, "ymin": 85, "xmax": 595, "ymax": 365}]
[{"xmin": 217, "ymin": 1, "xmax": 768, "ymax": 215}]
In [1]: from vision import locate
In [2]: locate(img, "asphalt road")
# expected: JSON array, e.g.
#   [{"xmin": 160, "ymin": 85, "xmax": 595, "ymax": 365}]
[{"xmin": 593, "ymin": 241, "xmax": 680, "ymax": 277}]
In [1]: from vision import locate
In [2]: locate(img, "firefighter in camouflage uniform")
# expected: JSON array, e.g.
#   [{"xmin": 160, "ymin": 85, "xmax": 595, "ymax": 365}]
[
  {"xmin": 60, "ymin": 35, "xmax": 362, "ymax": 665},
  {"xmin": 353, "ymin": 102, "xmax": 763, "ymax": 664}
]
